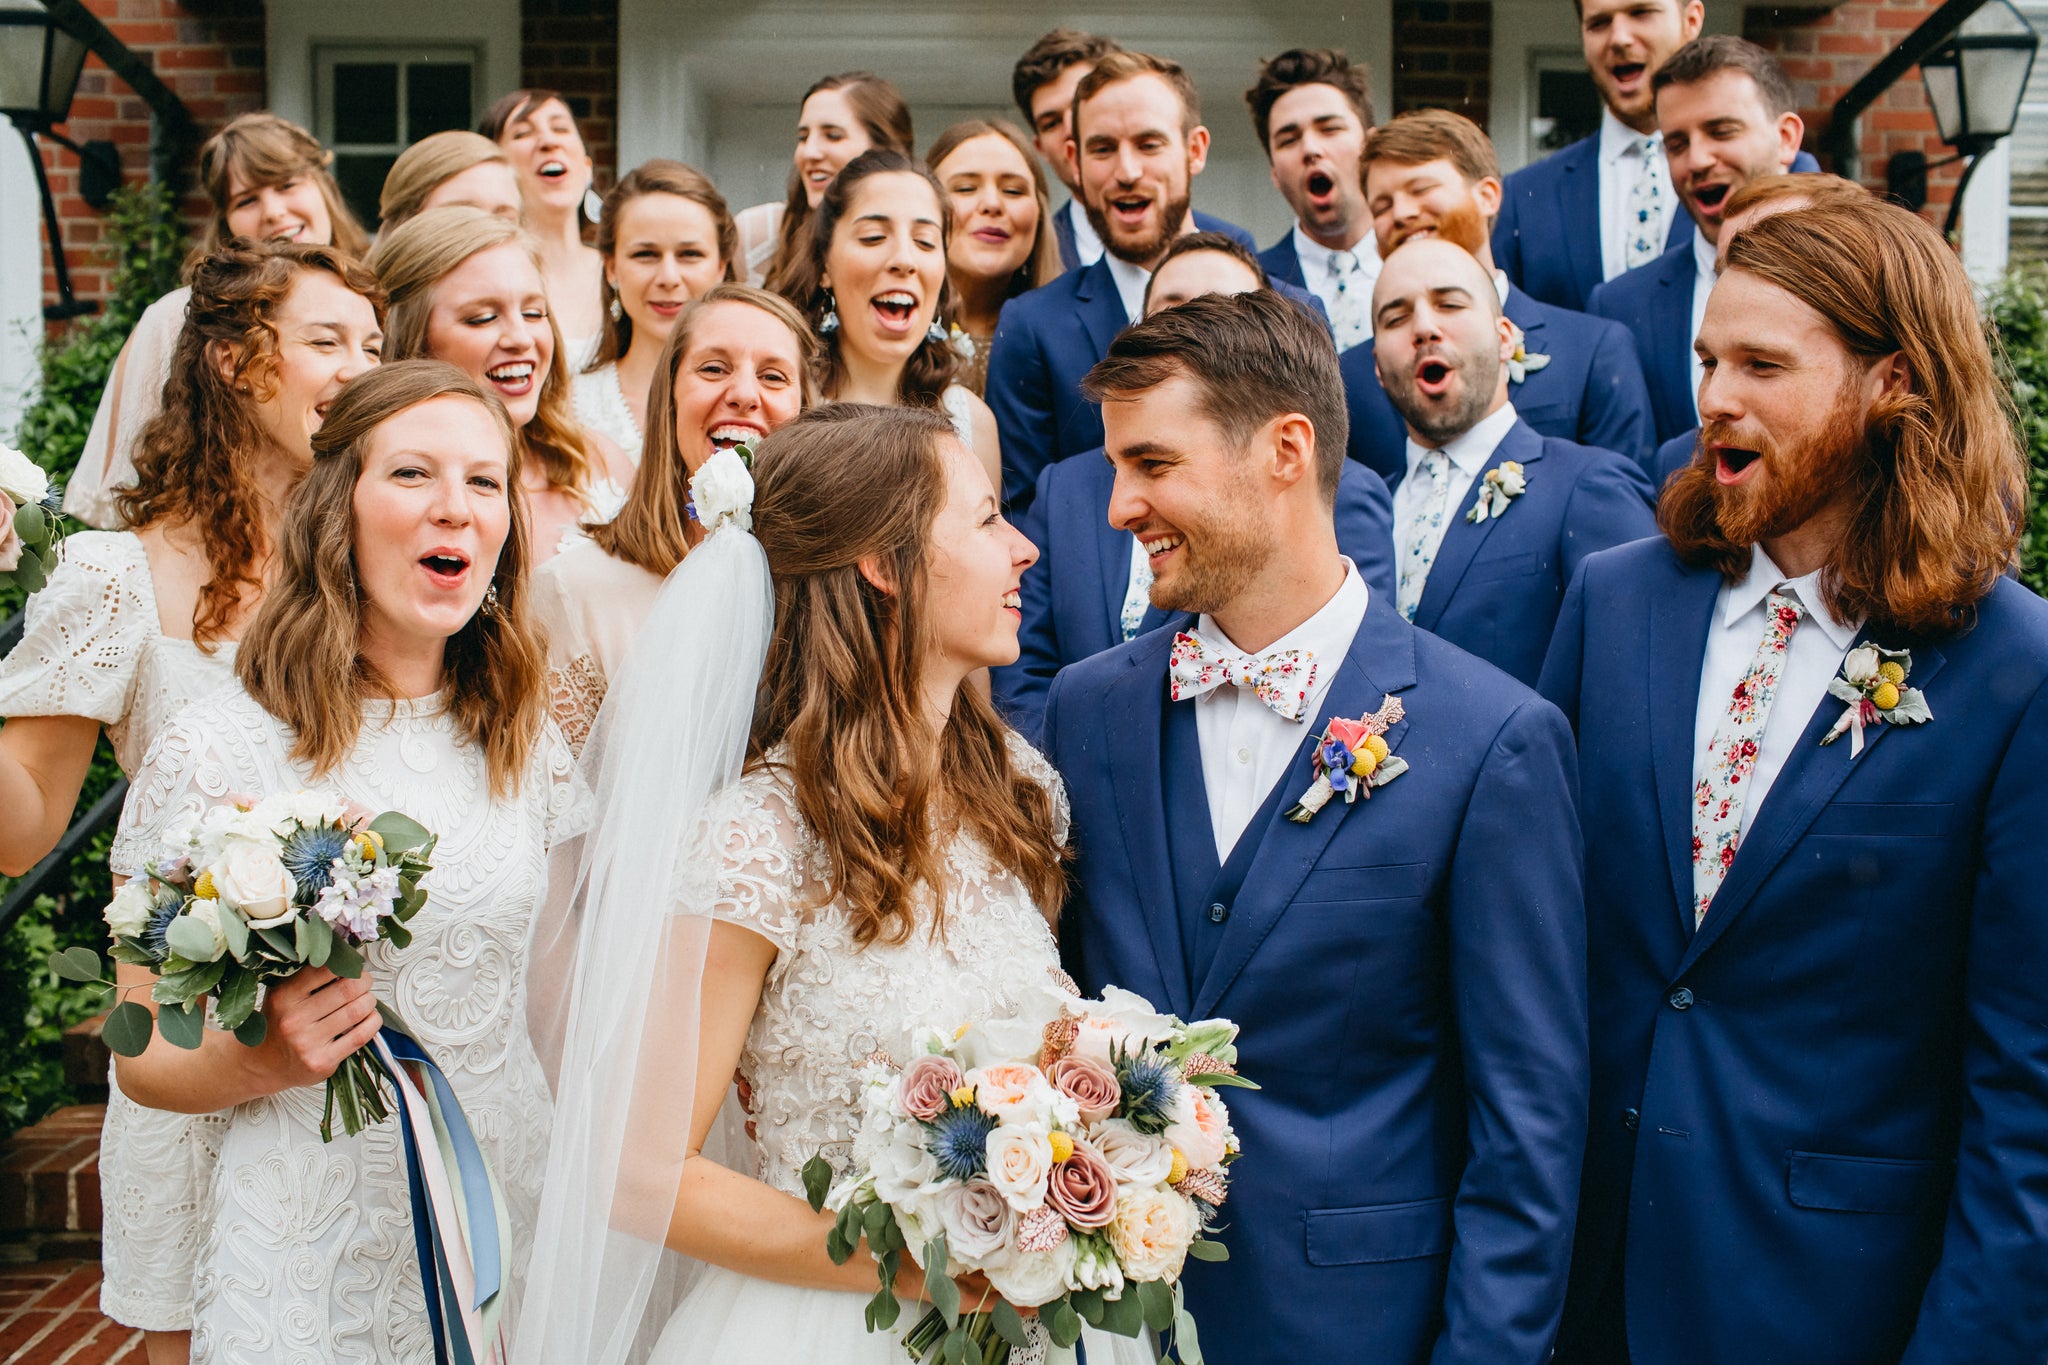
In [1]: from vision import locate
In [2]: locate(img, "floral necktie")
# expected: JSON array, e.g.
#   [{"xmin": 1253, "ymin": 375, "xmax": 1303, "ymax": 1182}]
[
  {"xmin": 1328, "ymin": 250, "xmax": 1371, "ymax": 351},
  {"xmin": 1397, "ymin": 450, "xmax": 1452, "ymax": 622},
  {"xmin": 1691, "ymin": 591, "xmax": 1805, "ymax": 926},
  {"xmin": 1625, "ymin": 134, "xmax": 1666, "ymax": 271}
]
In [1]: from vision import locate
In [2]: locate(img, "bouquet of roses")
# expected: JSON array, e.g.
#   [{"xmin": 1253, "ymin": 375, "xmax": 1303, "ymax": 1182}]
[
  {"xmin": 52, "ymin": 790, "xmax": 437, "ymax": 1140},
  {"xmin": 0, "ymin": 442, "xmax": 61, "ymax": 593},
  {"xmin": 802, "ymin": 984, "xmax": 1251, "ymax": 1365}
]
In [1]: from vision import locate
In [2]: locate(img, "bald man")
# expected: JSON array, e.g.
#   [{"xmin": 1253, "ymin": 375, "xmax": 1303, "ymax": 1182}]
[{"xmin": 1374, "ymin": 238, "xmax": 1657, "ymax": 683}]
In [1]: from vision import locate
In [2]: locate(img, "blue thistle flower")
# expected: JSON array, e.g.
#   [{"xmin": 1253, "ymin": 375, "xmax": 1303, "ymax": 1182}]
[
  {"xmin": 280, "ymin": 823, "xmax": 353, "ymax": 902},
  {"xmin": 924, "ymin": 1104, "xmax": 998, "ymax": 1182},
  {"xmin": 140, "ymin": 893, "xmax": 181, "ymax": 964},
  {"xmin": 1115, "ymin": 1049, "xmax": 1183, "ymax": 1135}
]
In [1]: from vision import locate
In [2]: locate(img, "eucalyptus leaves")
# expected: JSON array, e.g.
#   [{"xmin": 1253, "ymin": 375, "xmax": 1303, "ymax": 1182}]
[{"xmin": 0, "ymin": 443, "xmax": 61, "ymax": 593}]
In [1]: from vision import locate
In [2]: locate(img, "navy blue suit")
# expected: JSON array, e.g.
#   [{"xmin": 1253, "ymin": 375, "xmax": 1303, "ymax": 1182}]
[
  {"xmin": 1256, "ymin": 230, "xmax": 1310, "ymax": 288},
  {"xmin": 1046, "ymin": 586, "xmax": 1589, "ymax": 1365},
  {"xmin": 1586, "ymin": 239, "xmax": 1698, "ymax": 446},
  {"xmin": 1539, "ymin": 538, "xmax": 2048, "ymax": 1364},
  {"xmin": 1653, "ymin": 427, "xmax": 1697, "ymax": 487},
  {"xmin": 1342, "ymin": 288, "xmax": 1656, "ymax": 477},
  {"xmin": 1050, "ymin": 200, "xmax": 1253, "ymax": 273},
  {"xmin": 1493, "ymin": 137, "xmax": 1819, "ymax": 312},
  {"xmin": 993, "ymin": 453, "xmax": 1398, "ymax": 740},
  {"xmin": 1399, "ymin": 420, "xmax": 1655, "ymax": 686}
]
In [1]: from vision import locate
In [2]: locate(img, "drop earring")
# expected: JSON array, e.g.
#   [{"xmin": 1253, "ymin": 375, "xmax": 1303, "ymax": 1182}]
[
  {"xmin": 583, "ymin": 184, "xmax": 604, "ymax": 223},
  {"xmin": 819, "ymin": 291, "xmax": 840, "ymax": 335},
  {"xmin": 609, "ymin": 295, "xmax": 623, "ymax": 322},
  {"xmin": 482, "ymin": 582, "xmax": 500, "ymax": 617},
  {"xmin": 926, "ymin": 319, "xmax": 947, "ymax": 345}
]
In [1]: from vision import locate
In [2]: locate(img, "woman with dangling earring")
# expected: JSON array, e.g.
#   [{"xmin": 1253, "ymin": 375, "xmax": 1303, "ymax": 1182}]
[
  {"xmin": 773, "ymin": 148, "xmax": 1000, "ymax": 495},
  {"xmin": 482, "ymin": 89, "xmax": 609, "ymax": 373}
]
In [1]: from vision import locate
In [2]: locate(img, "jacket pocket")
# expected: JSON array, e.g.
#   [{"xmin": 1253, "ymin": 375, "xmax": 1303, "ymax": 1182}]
[
  {"xmin": 1294, "ymin": 861, "xmax": 1430, "ymax": 905},
  {"xmin": 1304, "ymin": 1196, "xmax": 1454, "ymax": 1265},
  {"xmin": 1787, "ymin": 1151, "xmax": 1949, "ymax": 1215},
  {"xmin": 1461, "ymin": 551, "xmax": 1540, "ymax": 586}
]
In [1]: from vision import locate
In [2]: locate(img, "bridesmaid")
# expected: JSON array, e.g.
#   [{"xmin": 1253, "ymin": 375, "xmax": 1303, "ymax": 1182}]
[
  {"xmin": 481, "ymin": 89, "xmax": 608, "ymax": 370},
  {"xmin": 65, "ymin": 113, "xmax": 370, "ymax": 528},
  {"xmin": 537, "ymin": 284, "xmax": 814, "ymax": 751},
  {"xmin": 111, "ymin": 359, "xmax": 583, "ymax": 1364},
  {"xmin": 774, "ymin": 148, "xmax": 999, "ymax": 492},
  {"xmin": 739, "ymin": 72, "xmax": 912, "ymax": 292},
  {"xmin": 378, "ymin": 129, "xmax": 523, "ymax": 229},
  {"xmin": 369, "ymin": 206, "xmax": 634, "ymax": 564},
  {"xmin": 574, "ymin": 160, "xmax": 738, "ymax": 463},
  {"xmin": 0, "ymin": 242, "xmax": 381, "ymax": 1365},
  {"xmin": 925, "ymin": 120, "xmax": 1061, "ymax": 397}
]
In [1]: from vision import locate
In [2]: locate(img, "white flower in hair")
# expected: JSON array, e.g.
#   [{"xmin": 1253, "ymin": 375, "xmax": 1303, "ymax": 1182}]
[{"xmin": 689, "ymin": 446, "xmax": 755, "ymax": 533}]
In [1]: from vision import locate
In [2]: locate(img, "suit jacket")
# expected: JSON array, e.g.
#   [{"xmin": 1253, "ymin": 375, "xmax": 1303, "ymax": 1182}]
[
  {"xmin": 1396, "ymin": 420, "xmax": 1655, "ymax": 686},
  {"xmin": 1493, "ymin": 137, "xmax": 1820, "ymax": 312},
  {"xmin": 1538, "ymin": 538, "xmax": 2048, "ymax": 1365},
  {"xmin": 1653, "ymin": 426, "xmax": 1697, "ymax": 487},
  {"xmin": 1586, "ymin": 239, "xmax": 1699, "ymax": 446},
  {"xmin": 1257, "ymin": 231, "xmax": 1309, "ymax": 288},
  {"xmin": 992, "ymin": 453, "xmax": 1399, "ymax": 741},
  {"xmin": 1051, "ymin": 200, "xmax": 1255, "ymax": 273},
  {"xmin": 1341, "ymin": 289, "xmax": 1656, "ymax": 478},
  {"xmin": 1045, "ymin": 588, "xmax": 1589, "ymax": 1365}
]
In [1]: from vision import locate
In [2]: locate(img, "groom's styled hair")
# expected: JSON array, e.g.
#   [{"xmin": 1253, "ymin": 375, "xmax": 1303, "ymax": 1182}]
[{"xmin": 1082, "ymin": 290, "xmax": 1348, "ymax": 503}]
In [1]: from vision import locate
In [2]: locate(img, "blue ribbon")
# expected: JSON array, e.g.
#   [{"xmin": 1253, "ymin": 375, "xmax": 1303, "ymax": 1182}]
[
  {"xmin": 386, "ymin": 1047, "xmax": 451, "ymax": 1365},
  {"xmin": 384, "ymin": 1027, "xmax": 504, "ymax": 1307}
]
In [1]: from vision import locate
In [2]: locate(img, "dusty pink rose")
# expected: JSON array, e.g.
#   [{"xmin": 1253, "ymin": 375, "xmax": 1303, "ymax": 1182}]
[
  {"xmin": 900, "ymin": 1055, "xmax": 965, "ymax": 1122},
  {"xmin": 1046, "ymin": 1138, "xmax": 1118, "ymax": 1231},
  {"xmin": 1049, "ymin": 1054, "xmax": 1122, "ymax": 1124}
]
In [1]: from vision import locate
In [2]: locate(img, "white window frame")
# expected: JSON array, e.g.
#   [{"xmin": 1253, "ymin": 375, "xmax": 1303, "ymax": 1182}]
[
  {"xmin": 265, "ymin": 0, "xmax": 519, "ymax": 142},
  {"xmin": 313, "ymin": 43, "xmax": 482, "ymax": 210}
]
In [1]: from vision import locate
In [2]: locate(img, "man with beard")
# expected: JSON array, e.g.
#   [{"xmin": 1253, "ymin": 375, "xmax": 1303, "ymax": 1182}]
[
  {"xmin": 1045, "ymin": 288, "xmax": 1588, "ymax": 1364},
  {"xmin": 1244, "ymin": 48, "xmax": 1380, "ymax": 351},
  {"xmin": 1341, "ymin": 109, "xmax": 1655, "ymax": 477},
  {"xmin": 1370, "ymin": 237, "xmax": 1653, "ymax": 685},
  {"xmin": 1539, "ymin": 197, "xmax": 2048, "ymax": 1363},
  {"xmin": 1589, "ymin": 37, "xmax": 1806, "ymax": 445},
  {"xmin": 987, "ymin": 50, "xmax": 1238, "ymax": 510}
]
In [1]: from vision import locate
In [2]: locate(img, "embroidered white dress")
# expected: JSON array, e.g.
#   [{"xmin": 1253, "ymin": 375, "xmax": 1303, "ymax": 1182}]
[
  {"xmin": 115, "ymin": 686, "xmax": 588, "ymax": 1363},
  {"xmin": 530, "ymin": 541, "xmax": 663, "ymax": 755},
  {"xmin": 645, "ymin": 743, "xmax": 1149, "ymax": 1364},
  {"xmin": 0, "ymin": 530, "xmax": 236, "ymax": 1330},
  {"xmin": 570, "ymin": 362, "xmax": 643, "ymax": 466},
  {"xmin": 63, "ymin": 288, "xmax": 188, "ymax": 528}
]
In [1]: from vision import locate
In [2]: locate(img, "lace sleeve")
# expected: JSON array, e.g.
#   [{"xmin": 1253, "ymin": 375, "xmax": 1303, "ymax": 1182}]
[
  {"xmin": 540, "ymin": 720, "xmax": 595, "ymax": 847},
  {"xmin": 735, "ymin": 202, "xmax": 786, "ymax": 287},
  {"xmin": 0, "ymin": 532, "xmax": 152, "ymax": 728},
  {"xmin": 108, "ymin": 698, "xmax": 245, "ymax": 878},
  {"xmin": 1004, "ymin": 729, "xmax": 1071, "ymax": 847},
  {"xmin": 687, "ymin": 770, "xmax": 811, "ymax": 959},
  {"xmin": 62, "ymin": 288, "xmax": 187, "ymax": 528},
  {"xmin": 532, "ymin": 555, "xmax": 607, "ymax": 757}
]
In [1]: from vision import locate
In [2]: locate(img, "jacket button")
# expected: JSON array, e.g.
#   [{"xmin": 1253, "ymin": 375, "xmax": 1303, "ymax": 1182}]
[
  {"xmin": 1668, "ymin": 987, "xmax": 1694, "ymax": 1011},
  {"xmin": 1207, "ymin": 902, "xmax": 1229, "ymax": 923},
  {"xmin": 1622, "ymin": 1107, "xmax": 1640, "ymax": 1132}
]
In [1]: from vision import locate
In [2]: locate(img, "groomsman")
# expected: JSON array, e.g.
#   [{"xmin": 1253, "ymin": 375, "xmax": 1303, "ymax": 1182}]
[
  {"xmin": 1047, "ymin": 289, "xmax": 1588, "ymax": 1364},
  {"xmin": 1588, "ymin": 37, "xmax": 1807, "ymax": 445},
  {"xmin": 994, "ymin": 234, "xmax": 1397, "ymax": 739},
  {"xmin": 1541, "ymin": 198, "xmax": 2048, "ymax": 1363},
  {"xmin": 1344, "ymin": 110, "xmax": 1656, "ymax": 476},
  {"xmin": 989, "ymin": 50, "xmax": 1247, "ymax": 508},
  {"xmin": 1244, "ymin": 48, "xmax": 1381, "ymax": 350},
  {"xmin": 1010, "ymin": 28, "xmax": 1253, "ymax": 273},
  {"xmin": 1371, "ymin": 237, "xmax": 1654, "ymax": 685}
]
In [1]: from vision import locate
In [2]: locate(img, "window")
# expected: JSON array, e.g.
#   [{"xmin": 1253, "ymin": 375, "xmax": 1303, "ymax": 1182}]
[
  {"xmin": 314, "ymin": 45, "xmax": 478, "ymax": 229},
  {"xmin": 2006, "ymin": 5, "xmax": 2048, "ymax": 264},
  {"xmin": 1530, "ymin": 49, "xmax": 1601, "ymax": 154}
]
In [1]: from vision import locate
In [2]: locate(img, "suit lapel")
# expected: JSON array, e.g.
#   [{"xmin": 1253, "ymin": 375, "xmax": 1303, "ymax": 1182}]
[
  {"xmin": 1093, "ymin": 486, "xmax": 1133, "ymax": 646},
  {"xmin": 1647, "ymin": 564, "xmax": 1724, "ymax": 922},
  {"xmin": 1105, "ymin": 628, "xmax": 1197, "ymax": 1015},
  {"xmin": 1654, "ymin": 255, "xmax": 1697, "ymax": 428},
  {"xmin": 1073, "ymin": 260, "xmax": 1130, "ymax": 359},
  {"xmin": 1664, "ymin": 211, "xmax": 1695, "ymax": 254},
  {"xmin": 1560, "ymin": 142, "xmax": 1604, "ymax": 301},
  {"xmin": 1412, "ymin": 422, "xmax": 1545, "ymax": 631},
  {"xmin": 1054, "ymin": 202, "xmax": 1080, "ymax": 273},
  {"xmin": 1190, "ymin": 596, "xmax": 1419, "ymax": 1019}
]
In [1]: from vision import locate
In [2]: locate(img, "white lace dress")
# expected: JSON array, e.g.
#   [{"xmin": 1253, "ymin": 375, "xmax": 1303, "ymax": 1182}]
[
  {"xmin": 63, "ymin": 288, "xmax": 188, "ymax": 529},
  {"xmin": 646, "ymin": 745, "xmax": 1148, "ymax": 1365},
  {"xmin": 570, "ymin": 362, "xmax": 643, "ymax": 466},
  {"xmin": 114, "ymin": 686, "xmax": 589, "ymax": 1363},
  {"xmin": 0, "ymin": 530, "xmax": 236, "ymax": 1330}
]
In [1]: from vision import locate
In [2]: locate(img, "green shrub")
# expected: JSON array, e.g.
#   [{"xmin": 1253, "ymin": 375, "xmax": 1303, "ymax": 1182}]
[{"xmin": 1986, "ymin": 267, "xmax": 2048, "ymax": 598}]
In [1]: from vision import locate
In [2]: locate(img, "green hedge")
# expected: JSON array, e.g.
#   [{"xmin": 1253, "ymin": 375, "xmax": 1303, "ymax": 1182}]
[{"xmin": 1986, "ymin": 268, "xmax": 2048, "ymax": 598}]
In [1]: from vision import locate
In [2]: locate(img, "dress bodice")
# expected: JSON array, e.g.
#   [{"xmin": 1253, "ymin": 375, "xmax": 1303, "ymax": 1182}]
[
  {"xmin": 570, "ymin": 362, "xmax": 644, "ymax": 466},
  {"xmin": 530, "ymin": 541, "xmax": 664, "ymax": 755}
]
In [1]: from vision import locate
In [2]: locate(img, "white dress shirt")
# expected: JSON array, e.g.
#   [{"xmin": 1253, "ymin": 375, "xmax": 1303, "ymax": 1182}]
[
  {"xmin": 1691, "ymin": 544, "xmax": 1863, "ymax": 836},
  {"xmin": 1392, "ymin": 400, "xmax": 1520, "ymax": 585},
  {"xmin": 1687, "ymin": 227, "xmax": 1716, "ymax": 425},
  {"xmin": 1065, "ymin": 198, "xmax": 1105, "ymax": 268},
  {"xmin": 1597, "ymin": 107, "xmax": 1677, "ymax": 282},
  {"xmin": 1104, "ymin": 252, "xmax": 1152, "ymax": 324},
  {"xmin": 1291, "ymin": 223, "xmax": 1382, "ymax": 347},
  {"xmin": 1191, "ymin": 559, "xmax": 1369, "ymax": 859}
]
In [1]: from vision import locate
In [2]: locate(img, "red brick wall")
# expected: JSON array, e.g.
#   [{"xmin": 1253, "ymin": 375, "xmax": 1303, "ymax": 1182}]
[
  {"xmin": 34, "ymin": 0, "xmax": 266, "ymax": 312},
  {"xmin": 521, "ymin": 0, "xmax": 619, "ymax": 191},
  {"xmin": 1392, "ymin": 0, "xmax": 1494, "ymax": 128}
]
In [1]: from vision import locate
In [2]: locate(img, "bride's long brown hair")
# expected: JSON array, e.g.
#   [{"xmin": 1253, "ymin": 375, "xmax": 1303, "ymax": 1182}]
[{"xmin": 745, "ymin": 403, "xmax": 1066, "ymax": 943}]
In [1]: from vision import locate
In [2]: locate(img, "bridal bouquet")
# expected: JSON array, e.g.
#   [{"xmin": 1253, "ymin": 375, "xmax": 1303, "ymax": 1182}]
[
  {"xmin": 803, "ymin": 985, "xmax": 1251, "ymax": 1365},
  {"xmin": 52, "ymin": 790, "xmax": 438, "ymax": 1140},
  {"xmin": 0, "ymin": 442, "xmax": 61, "ymax": 592}
]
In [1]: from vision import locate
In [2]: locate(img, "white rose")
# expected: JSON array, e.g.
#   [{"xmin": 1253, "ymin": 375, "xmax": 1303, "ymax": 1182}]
[
  {"xmin": 1090, "ymin": 1119, "xmax": 1176, "ymax": 1188},
  {"xmin": 1107, "ymin": 1188, "xmax": 1199, "ymax": 1283},
  {"xmin": 1071, "ymin": 986, "xmax": 1177, "ymax": 1062},
  {"xmin": 985, "ymin": 1125, "xmax": 1054, "ymax": 1213},
  {"xmin": 209, "ymin": 840, "xmax": 298, "ymax": 924},
  {"xmin": 982, "ymin": 1232, "xmax": 1078, "ymax": 1308},
  {"xmin": 868, "ymin": 1135, "xmax": 944, "ymax": 1211},
  {"xmin": 935, "ymin": 1178, "xmax": 1016, "ymax": 1266},
  {"xmin": 176, "ymin": 899, "xmax": 230, "ymax": 962},
  {"xmin": 104, "ymin": 880, "xmax": 156, "ymax": 939},
  {"xmin": 1161, "ymin": 1086, "xmax": 1229, "ymax": 1171},
  {"xmin": 0, "ymin": 444, "xmax": 49, "ymax": 507},
  {"xmin": 1842, "ymin": 644, "xmax": 1880, "ymax": 686},
  {"xmin": 689, "ymin": 447, "xmax": 754, "ymax": 533}
]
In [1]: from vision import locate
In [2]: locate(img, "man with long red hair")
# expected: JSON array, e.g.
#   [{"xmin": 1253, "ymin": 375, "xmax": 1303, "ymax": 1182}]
[{"xmin": 1540, "ymin": 197, "xmax": 2048, "ymax": 1362}]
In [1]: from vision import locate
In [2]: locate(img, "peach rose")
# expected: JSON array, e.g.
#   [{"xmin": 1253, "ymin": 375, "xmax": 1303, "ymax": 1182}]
[
  {"xmin": 1049, "ymin": 1054, "xmax": 1121, "ymax": 1124},
  {"xmin": 1107, "ymin": 1187, "xmax": 1199, "ymax": 1282},
  {"xmin": 900, "ymin": 1055, "xmax": 965, "ymax": 1122}
]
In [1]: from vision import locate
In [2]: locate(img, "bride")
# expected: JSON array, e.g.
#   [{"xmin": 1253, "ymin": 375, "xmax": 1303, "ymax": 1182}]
[{"xmin": 515, "ymin": 403, "xmax": 1149, "ymax": 1362}]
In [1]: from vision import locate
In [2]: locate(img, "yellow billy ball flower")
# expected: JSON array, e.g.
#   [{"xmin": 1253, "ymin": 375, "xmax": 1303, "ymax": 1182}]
[
  {"xmin": 353, "ymin": 833, "xmax": 380, "ymax": 863},
  {"xmin": 1049, "ymin": 1131, "xmax": 1075, "ymax": 1163},
  {"xmin": 1363, "ymin": 735, "xmax": 1391, "ymax": 764},
  {"xmin": 1167, "ymin": 1149, "xmax": 1189, "ymax": 1185},
  {"xmin": 949, "ymin": 1084, "xmax": 976, "ymax": 1109},
  {"xmin": 1878, "ymin": 660, "xmax": 1906, "ymax": 685},
  {"xmin": 1871, "ymin": 681, "xmax": 1901, "ymax": 712},
  {"xmin": 1349, "ymin": 748, "xmax": 1380, "ymax": 778},
  {"xmin": 193, "ymin": 870, "xmax": 217, "ymax": 901}
]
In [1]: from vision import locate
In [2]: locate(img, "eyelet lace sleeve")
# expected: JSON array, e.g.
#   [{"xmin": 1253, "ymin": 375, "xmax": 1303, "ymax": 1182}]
[{"xmin": 0, "ymin": 531, "xmax": 153, "ymax": 727}]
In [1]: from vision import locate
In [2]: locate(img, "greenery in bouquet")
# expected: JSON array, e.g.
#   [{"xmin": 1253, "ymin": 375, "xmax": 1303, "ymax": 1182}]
[{"xmin": 0, "ymin": 443, "xmax": 62, "ymax": 595}]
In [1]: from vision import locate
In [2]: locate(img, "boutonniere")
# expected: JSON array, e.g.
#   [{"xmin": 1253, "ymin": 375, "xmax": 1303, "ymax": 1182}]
[
  {"xmin": 1820, "ymin": 644, "xmax": 1931, "ymax": 756},
  {"xmin": 1465, "ymin": 460, "xmax": 1526, "ymax": 523},
  {"xmin": 1284, "ymin": 694, "xmax": 1407, "ymax": 823},
  {"xmin": 1507, "ymin": 325, "xmax": 1550, "ymax": 384}
]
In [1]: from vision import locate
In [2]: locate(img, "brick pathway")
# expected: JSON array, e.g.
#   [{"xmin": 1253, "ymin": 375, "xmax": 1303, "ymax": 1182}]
[
  {"xmin": 1, "ymin": 1101, "xmax": 142, "ymax": 1363},
  {"xmin": 0, "ymin": 1261, "xmax": 143, "ymax": 1364}
]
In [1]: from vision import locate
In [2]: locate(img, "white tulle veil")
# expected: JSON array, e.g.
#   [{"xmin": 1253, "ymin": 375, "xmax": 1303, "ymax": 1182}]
[{"xmin": 515, "ymin": 452, "xmax": 768, "ymax": 1364}]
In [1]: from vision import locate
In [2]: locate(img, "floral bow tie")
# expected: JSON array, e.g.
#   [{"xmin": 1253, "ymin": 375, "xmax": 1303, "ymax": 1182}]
[{"xmin": 1168, "ymin": 631, "xmax": 1319, "ymax": 721}]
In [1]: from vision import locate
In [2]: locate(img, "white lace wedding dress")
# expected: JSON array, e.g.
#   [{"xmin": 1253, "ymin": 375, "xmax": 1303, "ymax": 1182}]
[
  {"xmin": 646, "ymin": 742, "xmax": 1149, "ymax": 1364},
  {"xmin": 0, "ymin": 530, "xmax": 237, "ymax": 1330},
  {"xmin": 114, "ymin": 685, "xmax": 589, "ymax": 1363}
]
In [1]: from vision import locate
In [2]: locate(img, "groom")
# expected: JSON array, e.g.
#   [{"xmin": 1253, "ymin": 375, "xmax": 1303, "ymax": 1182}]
[{"xmin": 1043, "ymin": 290, "xmax": 1588, "ymax": 1363}]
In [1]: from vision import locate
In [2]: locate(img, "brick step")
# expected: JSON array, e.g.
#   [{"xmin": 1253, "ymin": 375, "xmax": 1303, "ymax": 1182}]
[
  {"xmin": 62, "ymin": 1016, "xmax": 109, "ymax": 1102},
  {"xmin": 0, "ymin": 1259, "xmax": 143, "ymax": 1363},
  {"xmin": 0, "ymin": 1107, "xmax": 102, "ymax": 1261}
]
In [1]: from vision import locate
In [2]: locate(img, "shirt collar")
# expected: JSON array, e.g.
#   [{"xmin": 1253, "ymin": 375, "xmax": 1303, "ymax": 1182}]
[
  {"xmin": 1404, "ymin": 399, "xmax": 1520, "ymax": 479},
  {"xmin": 1495, "ymin": 269, "xmax": 1511, "ymax": 306},
  {"xmin": 1196, "ymin": 556, "xmax": 1368, "ymax": 665},
  {"xmin": 1691, "ymin": 227, "xmax": 1717, "ymax": 283},
  {"xmin": 1291, "ymin": 222, "xmax": 1381, "ymax": 277},
  {"xmin": 1600, "ymin": 106, "xmax": 1658, "ymax": 163},
  {"xmin": 1103, "ymin": 252, "xmax": 1152, "ymax": 324},
  {"xmin": 1720, "ymin": 542, "xmax": 1862, "ymax": 649}
]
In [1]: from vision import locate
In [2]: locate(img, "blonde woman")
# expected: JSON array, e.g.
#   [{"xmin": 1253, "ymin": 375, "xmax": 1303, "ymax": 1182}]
[
  {"xmin": 482, "ymin": 88, "xmax": 608, "ymax": 369},
  {"xmin": 925, "ymin": 119, "xmax": 1062, "ymax": 396},
  {"xmin": 378, "ymin": 129, "xmax": 522, "ymax": 229},
  {"xmin": 575, "ymin": 160, "xmax": 739, "ymax": 462},
  {"xmin": 370, "ymin": 205, "xmax": 634, "ymax": 563},
  {"xmin": 66, "ymin": 113, "xmax": 370, "ymax": 528},
  {"xmin": 537, "ymin": 284, "xmax": 813, "ymax": 750}
]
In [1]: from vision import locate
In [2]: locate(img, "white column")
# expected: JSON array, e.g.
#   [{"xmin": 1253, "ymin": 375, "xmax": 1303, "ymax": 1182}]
[
  {"xmin": 0, "ymin": 129, "xmax": 42, "ymax": 441},
  {"xmin": 1960, "ymin": 137, "xmax": 2012, "ymax": 287}
]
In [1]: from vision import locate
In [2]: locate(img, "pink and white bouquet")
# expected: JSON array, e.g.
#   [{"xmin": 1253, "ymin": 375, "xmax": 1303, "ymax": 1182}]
[
  {"xmin": 0, "ymin": 442, "xmax": 61, "ymax": 591},
  {"xmin": 802, "ymin": 984, "xmax": 1251, "ymax": 1364}
]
